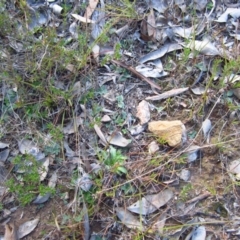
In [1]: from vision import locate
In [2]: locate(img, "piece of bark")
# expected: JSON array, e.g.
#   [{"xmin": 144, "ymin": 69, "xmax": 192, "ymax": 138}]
[{"xmin": 4, "ymin": 222, "xmax": 19, "ymax": 240}]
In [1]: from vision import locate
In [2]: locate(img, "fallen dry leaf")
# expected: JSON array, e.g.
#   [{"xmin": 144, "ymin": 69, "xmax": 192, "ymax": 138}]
[
  {"xmin": 101, "ymin": 115, "xmax": 111, "ymax": 122},
  {"xmin": 18, "ymin": 139, "xmax": 45, "ymax": 161},
  {"xmin": 151, "ymin": 0, "xmax": 168, "ymax": 13},
  {"xmin": 107, "ymin": 131, "xmax": 131, "ymax": 147},
  {"xmin": 191, "ymin": 86, "xmax": 206, "ymax": 95},
  {"xmin": 185, "ymin": 145, "xmax": 201, "ymax": 163},
  {"xmin": 63, "ymin": 116, "xmax": 83, "ymax": 134},
  {"xmin": 91, "ymin": 0, "xmax": 105, "ymax": 39},
  {"xmin": 191, "ymin": 226, "xmax": 206, "ymax": 240},
  {"xmin": 229, "ymin": 159, "xmax": 240, "ymax": 174},
  {"xmin": 185, "ymin": 38, "xmax": 220, "ymax": 56},
  {"xmin": 139, "ymin": 43, "xmax": 183, "ymax": 63},
  {"xmin": 140, "ymin": 18, "xmax": 153, "ymax": 41},
  {"xmin": 92, "ymin": 44, "xmax": 100, "ymax": 62},
  {"xmin": 202, "ymin": 118, "xmax": 212, "ymax": 142},
  {"xmin": 84, "ymin": 0, "xmax": 99, "ymax": 19},
  {"xmin": 216, "ymin": 8, "xmax": 240, "ymax": 22},
  {"xmin": 94, "ymin": 124, "xmax": 108, "ymax": 146},
  {"xmin": 151, "ymin": 212, "xmax": 167, "ymax": 234},
  {"xmin": 18, "ymin": 218, "xmax": 39, "ymax": 239},
  {"xmin": 0, "ymin": 142, "xmax": 9, "ymax": 148},
  {"xmin": 127, "ymin": 189, "xmax": 173, "ymax": 215},
  {"xmin": 135, "ymin": 64, "xmax": 168, "ymax": 78},
  {"xmin": 129, "ymin": 124, "xmax": 146, "ymax": 135},
  {"xmin": 4, "ymin": 222, "xmax": 18, "ymax": 240},
  {"xmin": 116, "ymin": 207, "xmax": 144, "ymax": 230}
]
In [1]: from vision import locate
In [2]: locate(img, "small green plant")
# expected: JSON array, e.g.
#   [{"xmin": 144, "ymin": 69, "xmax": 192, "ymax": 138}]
[
  {"xmin": 206, "ymin": 2, "xmax": 213, "ymax": 10},
  {"xmin": 106, "ymin": 0, "xmax": 138, "ymax": 20},
  {"xmin": 98, "ymin": 146, "xmax": 127, "ymax": 175},
  {"xmin": 6, "ymin": 154, "xmax": 55, "ymax": 206},
  {"xmin": 113, "ymin": 111, "xmax": 127, "ymax": 126},
  {"xmin": 179, "ymin": 47, "xmax": 192, "ymax": 68},
  {"xmin": 121, "ymin": 183, "xmax": 136, "ymax": 195},
  {"xmin": 179, "ymin": 183, "xmax": 193, "ymax": 201},
  {"xmin": 116, "ymin": 95, "xmax": 125, "ymax": 108},
  {"xmin": 44, "ymin": 142, "xmax": 61, "ymax": 155},
  {"xmin": 205, "ymin": 183, "xmax": 217, "ymax": 196},
  {"xmin": 156, "ymin": 136, "xmax": 168, "ymax": 145},
  {"xmin": 114, "ymin": 42, "xmax": 122, "ymax": 60},
  {"xmin": 46, "ymin": 123, "xmax": 64, "ymax": 143}
]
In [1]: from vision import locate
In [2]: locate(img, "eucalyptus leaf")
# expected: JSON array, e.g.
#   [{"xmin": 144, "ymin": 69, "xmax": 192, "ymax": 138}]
[
  {"xmin": 191, "ymin": 226, "xmax": 206, "ymax": 240},
  {"xmin": 139, "ymin": 43, "xmax": 183, "ymax": 63},
  {"xmin": 202, "ymin": 118, "xmax": 212, "ymax": 140},
  {"xmin": 116, "ymin": 207, "xmax": 145, "ymax": 230},
  {"xmin": 127, "ymin": 189, "xmax": 173, "ymax": 215},
  {"xmin": 0, "ymin": 142, "xmax": 9, "ymax": 149},
  {"xmin": 107, "ymin": 132, "xmax": 131, "ymax": 147},
  {"xmin": 18, "ymin": 218, "xmax": 39, "ymax": 239}
]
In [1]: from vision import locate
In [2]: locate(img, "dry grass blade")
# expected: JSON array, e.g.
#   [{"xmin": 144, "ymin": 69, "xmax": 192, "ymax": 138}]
[{"xmin": 146, "ymin": 87, "xmax": 189, "ymax": 101}]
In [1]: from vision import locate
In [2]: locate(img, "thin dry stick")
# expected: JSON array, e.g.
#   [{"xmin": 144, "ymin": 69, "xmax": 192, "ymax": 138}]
[
  {"xmin": 186, "ymin": 192, "xmax": 211, "ymax": 204},
  {"xmin": 111, "ymin": 59, "xmax": 162, "ymax": 91}
]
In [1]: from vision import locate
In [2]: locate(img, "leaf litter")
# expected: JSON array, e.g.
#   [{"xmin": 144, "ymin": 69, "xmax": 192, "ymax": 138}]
[
  {"xmin": 1, "ymin": 0, "xmax": 240, "ymax": 239},
  {"xmin": 127, "ymin": 189, "xmax": 174, "ymax": 215}
]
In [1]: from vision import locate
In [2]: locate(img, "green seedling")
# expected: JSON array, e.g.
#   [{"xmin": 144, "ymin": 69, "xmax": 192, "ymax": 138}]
[
  {"xmin": 112, "ymin": 111, "xmax": 127, "ymax": 126},
  {"xmin": 6, "ymin": 154, "xmax": 55, "ymax": 206},
  {"xmin": 106, "ymin": 0, "xmax": 138, "ymax": 20},
  {"xmin": 98, "ymin": 146, "xmax": 127, "ymax": 175},
  {"xmin": 46, "ymin": 123, "xmax": 64, "ymax": 143},
  {"xmin": 114, "ymin": 42, "xmax": 122, "ymax": 60},
  {"xmin": 121, "ymin": 183, "xmax": 136, "ymax": 195},
  {"xmin": 179, "ymin": 183, "xmax": 193, "ymax": 201},
  {"xmin": 116, "ymin": 95, "xmax": 125, "ymax": 108},
  {"xmin": 156, "ymin": 136, "xmax": 168, "ymax": 145},
  {"xmin": 44, "ymin": 142, "xmax": 61, "ymax": 155}
]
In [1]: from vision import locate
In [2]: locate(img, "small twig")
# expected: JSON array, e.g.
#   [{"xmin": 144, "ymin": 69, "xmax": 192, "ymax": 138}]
[
  {"xmin": 111, "ymin": 59, "xmax": 162, "ymax": 91},
  {"xmin": 186, "ymin": 192, "xmax": 211, "ymax": 204}
]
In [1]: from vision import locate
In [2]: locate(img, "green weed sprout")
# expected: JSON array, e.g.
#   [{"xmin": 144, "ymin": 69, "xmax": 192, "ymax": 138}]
[
  {"xmin": 6, "ymin": 154, "xmax": 55, "ymax": 206},
  {"xmin": 98, "ymin": 146, "xmax": 127, "ymax": 175}
]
